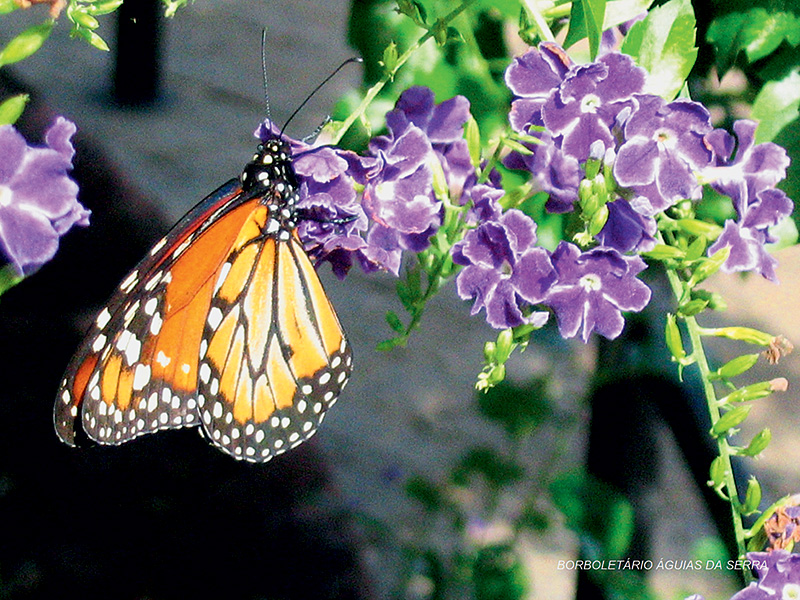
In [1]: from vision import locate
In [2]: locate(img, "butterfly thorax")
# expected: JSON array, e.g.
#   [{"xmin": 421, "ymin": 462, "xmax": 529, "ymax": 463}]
[{"xmin": 240, "ymin": 138, "xmax": 300, "ymax": 241}]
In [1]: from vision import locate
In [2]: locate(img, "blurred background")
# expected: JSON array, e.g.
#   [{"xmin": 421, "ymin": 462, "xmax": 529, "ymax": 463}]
[{"xmin": 0, "ymin": 0, "xmax": 798, "ymax": 599}]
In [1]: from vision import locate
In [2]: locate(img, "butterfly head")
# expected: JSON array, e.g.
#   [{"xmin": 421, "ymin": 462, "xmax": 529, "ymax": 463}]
[
  {"xmin": 241, "ymin": 138, "xmax": 298, "ymax": 194},
  {"xmin": 241, "ymin": 137, "xmax": 302, "ymax": 240}
]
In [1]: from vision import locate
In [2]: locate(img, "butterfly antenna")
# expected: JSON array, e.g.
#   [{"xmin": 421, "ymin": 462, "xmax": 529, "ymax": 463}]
[
  {"xmin": 260, "ymin": 29, "xmax": 274, "ymax": 132},
  {"xmin": 280, "ymin": 56, "xmax": 363, "ymax": 138}
]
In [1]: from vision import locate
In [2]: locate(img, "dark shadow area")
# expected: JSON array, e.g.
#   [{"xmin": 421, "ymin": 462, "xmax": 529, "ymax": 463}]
[{"xmin": 0, "ymin": 72, "xmax": 370, "ymax": 600}]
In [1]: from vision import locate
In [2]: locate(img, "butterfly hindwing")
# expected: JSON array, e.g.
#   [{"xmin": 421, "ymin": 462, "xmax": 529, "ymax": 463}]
[{"xmin": 196, "ymin": 210, "xmax": 352, "ymax": 462}]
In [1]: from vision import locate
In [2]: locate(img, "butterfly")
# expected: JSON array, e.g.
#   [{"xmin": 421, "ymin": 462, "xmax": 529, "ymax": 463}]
[{"xmin": 54, "ymin": 132, "xmax": 352, "ymax": 463}]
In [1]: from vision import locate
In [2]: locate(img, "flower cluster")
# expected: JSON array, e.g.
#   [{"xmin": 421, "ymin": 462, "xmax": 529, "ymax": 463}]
[
  {"xmin": 0, "ymin": 117, "xmax": 89, "ymax": 276},
  {"xmin": 272, "ymin": 42, "xmax": 791, "ymax": 344}
]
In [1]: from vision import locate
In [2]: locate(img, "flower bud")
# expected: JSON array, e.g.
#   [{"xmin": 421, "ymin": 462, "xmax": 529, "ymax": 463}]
[
  {"xmin": 712, "ymin": 405, "xmax": 751, "ymax": 437},
  {"xmin": 665, "ymin": 313, "xmax": 686, "ymax": 362},
  {"xmin": 677, "ymin": 298, "xmax": 708, "ymax": 317},
  {"xmin": 688, "ymin": 246, "xmax": 730, "ymax": 287},
  {"xmin": 643, "ymin": 244, "xmax": 685, "ymax": 260},
  {"xmin": 465, "ymin": 116, "xmax": 481, "ymax": 168},
  {"xmin": 588, "ymin": 204, "xmax": 609, "ymax": 237},
  {"xmin": 676, "ymin": 219, "xmax": 723, "ymax": 240},
  {"xmin": 742, "ymin": 477, "xmax": 763, "ymax": 515},
  {"xmin": 716, "ymin": 354, "xmax": 760, "ymax": 379},
  {"xmin": 699, "ymin": 326, "xmax": 775, "ymax": 346},
  {"xmin": 738, "ymin": 428, "xmax": 771, "ymax": 457},
  {"xmin": 708, "ymin": 456, "xmax": 726, "ymax": 492},
  {"xmin": 495, "ymin": 329, "xmax": 514, "ymax": 364}
]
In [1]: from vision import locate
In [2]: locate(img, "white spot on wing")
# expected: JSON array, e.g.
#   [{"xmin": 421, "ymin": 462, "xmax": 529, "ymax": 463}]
[
  {"xmin": 96, "ymin": 307, "xmax": 112, "ymax": 330},
  {"xmin": 207, "ymin": 307, "xmax": 223, "ymax": 330}
]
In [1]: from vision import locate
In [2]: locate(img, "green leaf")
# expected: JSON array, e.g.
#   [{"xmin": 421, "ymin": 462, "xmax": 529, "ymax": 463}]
[
  {"xmin": 405, "ymin": 475, "xmax": 442, "ymax": 511},
  {"xmin": 0, "ymin": 21, "xmax": 54, "ymax": 68},
  {"xmin": 162, "ymin": 0, "xmax": 189, "ymax": 18},
  {"xmin": 707, "ymin": 12, "xmax": 748, "ymax": 74},
  {"xmin": 0, "ymin": 93, "xmax": 29, "ymax": 125},
  {"xmin": 621, "ymin": 0, "xmax": 696, "ymax": 100},
  {"xmin": 603, "ymin": 0, "xmax": 653, "ymax": 31},
  {"xmin": 565, "ymin": 0, "xmax": 607, "ymax": 59},
  {"xmin": 0, "ymin": 0, "xmax": 18, "ymax": 15},
  {"xmin": 473, "ymin": 544, "xmax": 527, "ymax": 600},
  {"xmin": 740, "ymin": 9, "xmax": 799, "ymax": 63},
  {"xmin": 750, "ymin": 69, "xmax": 800, "ymax": 144},
  {"xmin": 550, "ymin": 471, "xmax": 635, "ymax": 557},
  {"xmin": 477, "ymin": 379, "xmax": 551, "ymax": 438},
  {"xmin": 0, "ymin": 264, "xmax": 23, "ymax": 295},
  {"xmin": 376, "ymin": 337, "xmax": 406, "ymax": 352},
  {"xmin": 452, "ymin": 447, "xmax": 524, "ymax": 489},
  {"xmin": 385, "ymin": 310, "xmax": 405, "ymax": 334}
]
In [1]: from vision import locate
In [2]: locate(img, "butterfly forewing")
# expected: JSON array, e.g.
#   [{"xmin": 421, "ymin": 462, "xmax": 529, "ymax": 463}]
[{"xmin": 54, "ymin": 181, "xmax": 257, "ymax": 446}]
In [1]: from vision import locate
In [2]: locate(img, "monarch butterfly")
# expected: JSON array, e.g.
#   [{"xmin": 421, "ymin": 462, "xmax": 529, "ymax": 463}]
[{"xmin": 54, "ymin": 130, "xmax": 352, "ymax": 463}]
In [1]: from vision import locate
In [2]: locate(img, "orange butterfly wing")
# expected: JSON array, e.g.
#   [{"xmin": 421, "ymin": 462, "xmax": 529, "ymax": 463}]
[
  {"xmin": 55, "ymin": 181, "xmax": 257, "ymax": 446},
  {"xmin": 196, "ymin": 207, "xmax": 352, "ymax": 461}
]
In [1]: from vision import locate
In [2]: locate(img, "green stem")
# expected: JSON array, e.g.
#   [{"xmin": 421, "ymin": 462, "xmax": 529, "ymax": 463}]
[
  {"xmin": 332, "ymin": 0, "xmax": 477, "ymax": 145},
  {"xmin": 662, "ymin": 263, "xmax": 749, "ymax": 566}
]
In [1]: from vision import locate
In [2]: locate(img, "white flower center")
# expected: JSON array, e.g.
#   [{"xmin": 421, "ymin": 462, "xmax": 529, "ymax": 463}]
[
  {"xmin": 783, "ymin": 583, "xmax": 800, "ymax": 600},
  {"xmin": 579, "ymin": 273, "xmax": 602, "ymax": 292},
  {"xmin": 655, "ymin": 127, "xmax": 677, "ymax": 150},
  {"xmin": 0, "ymin": 185, "xmax": 12, "ymax": 208},
  {"xmin": 580, "ymin": 93, "xmax": 602, "ymax": 113}
]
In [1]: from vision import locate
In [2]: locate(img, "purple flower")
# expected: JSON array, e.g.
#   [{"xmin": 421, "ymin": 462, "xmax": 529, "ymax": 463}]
[
  {"xmin": 615, "ymin": 95, "xmax": 714, "ymax": 214},
  {"xmin": 0, "ymin": 117, "xmax": 89, "ymax": 276},
  {"xmin": 505, "ymin": 42, "xmax": 573, "ymax": 133},
  {"xmin": 595, "ymin": 198, "xmax": 657, "ymax": 254},
  {"xmin": 543, "ymin": 242, "xmax": 651, "ymax": 342},
  {"xmin": 463, "ymin": 183, "xmax": 503, "ymax": 225},
  {"xmin": 730, "ymin": 551, "xmax": 800, "ymax": 600},
  {"xmin": 255, "ymin": 120, "xmax": 368, "ymax": 278},
  {"xmin": 703, "ymin": 120, "xmax": 793, "ymax": 282},
  {"xmin": 452, "ymin": 209, "xmax": 554, "ymax": 330},
  {"xmin": 358, "ymin": 87, "xmax": 474, "ymax": 275},
  {"xmin": 542, "ymin": 52, "xmax": 645, "ymax": 162}
]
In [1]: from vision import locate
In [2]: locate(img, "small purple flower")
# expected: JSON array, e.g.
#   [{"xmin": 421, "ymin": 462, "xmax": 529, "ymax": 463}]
[
  {"xmin": 703, "ymin": 120, "xmax": 794, "ymax": 282},
  {"xmin": 542, "ymin": 52, "xmax": 645, "ymax": 162},
  {"xmin": 0, "ymin": 117, "xmax": 89, "ymax": 276},
  {"xmin": 615, "ymin": 95, "xmax": 714, "ymax": 214},
  {"xmin": 595, "ymin": 198, "xmax": 657, "ymax": 254},
  {"xmin": 730, "ymin": 550, "xmax": 800, "ymax": 600},
  {"xmin": 544, "ymin": 242, "xmax": 651, "ymax": 342},
  {"xmin": 452, "ymin": 209, "xmax": 554, "ymax": 330},
  {"xmin": 256, "ymin": 120, "xmax": 369, "ymax": 278},
  {"xmin": 463, "ymin": 183, "xmax": 503, "ymax": 225},
  {"xmin": 358, "ymin": 87, "xmax": 475, "ymax": 275}
]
